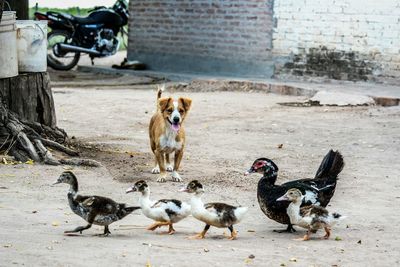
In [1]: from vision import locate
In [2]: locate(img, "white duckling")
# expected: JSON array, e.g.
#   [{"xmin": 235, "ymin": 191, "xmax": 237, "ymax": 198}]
[
  {"xmin": 126, "ymin": 180, "xmax": 190, "ymax": 234},
  {"xmin": 180, "ymin": 180, "xmax": 248, "ymax": 240},
  {"xmin": 277, "ymin": 188, "xmax": 345, "ymax": 241}
]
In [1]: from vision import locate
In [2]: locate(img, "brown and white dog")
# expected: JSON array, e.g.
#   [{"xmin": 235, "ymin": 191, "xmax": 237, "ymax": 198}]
[{"xmin": 149, "ymin": 85, "xmax": 192, "ymax": 182}]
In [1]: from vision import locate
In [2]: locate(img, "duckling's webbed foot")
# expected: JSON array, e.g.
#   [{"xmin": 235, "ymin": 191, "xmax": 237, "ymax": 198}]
[
  {"xmin": 273, "ymin": 224, "xmax": 296, "ymax": 233},
  {"xmin": 168, "ymin": 223, "xmax": 176, "ymax": 235},
  {"xmin": 64, "ymin": 224, "xmax": 92, "ymax": 235},
  {"xmin": 188, "ymin": 224, "xmax": 210, "ymax": 239},
  {"xmin": 147, "ymin": 221, "xmax": 170, "ymax": 231},
  {"xmin": 227, "ymin": 225, "xmax": 237, "ymax": 240},
  {"xmin": 322, "ymin": 226, "xmax": 331, "ymax": 239}
]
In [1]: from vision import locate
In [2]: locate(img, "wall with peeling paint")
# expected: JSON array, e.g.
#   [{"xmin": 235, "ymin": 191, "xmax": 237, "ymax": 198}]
[{"xmin": 273, "ymin": 0, "xmax": 400, "ymax": 80}]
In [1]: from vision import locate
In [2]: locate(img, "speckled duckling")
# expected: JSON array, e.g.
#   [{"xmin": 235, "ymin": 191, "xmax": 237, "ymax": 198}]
[
  {"xmin": 53, "ymin": 171, "xmax": 140, "ymax": 236},
  {"xmin": 277, "ymin": 188, "xmax": 345, "ymax": 241},
  {"xmin": 180, "ymin": 180, "xmax": 248, "ymax": 240},
  {"xmin": 126, "ymin": 180, "xmax": 191, "ymax": 234}
]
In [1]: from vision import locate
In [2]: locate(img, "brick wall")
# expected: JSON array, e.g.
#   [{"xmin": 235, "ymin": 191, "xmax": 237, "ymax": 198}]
[
  {"xmin": 273, "ymin": 0, "xmax": 400, "ymax": 80},
  {"xmin": 127, "ymin": 0, "xmax": 274, "ymax": 77}
]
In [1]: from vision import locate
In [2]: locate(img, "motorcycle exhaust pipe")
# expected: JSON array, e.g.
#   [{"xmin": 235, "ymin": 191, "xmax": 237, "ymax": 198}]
[{"xmin": 57, "ymin": 43, "xmax": 101, "ymax": 56}]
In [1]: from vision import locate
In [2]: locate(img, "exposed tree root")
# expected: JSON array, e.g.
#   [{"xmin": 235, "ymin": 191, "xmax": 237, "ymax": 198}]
[{"xmin": 0, "ymin": 96, "xmax": 97, "ymax": 167}]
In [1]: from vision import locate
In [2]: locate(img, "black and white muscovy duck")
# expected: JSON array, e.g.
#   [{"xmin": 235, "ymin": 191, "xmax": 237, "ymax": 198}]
[
  {"xmin": 126, "ymin": 180, "xmax": 191, "ymax": 235},
  {"xmin": 277, "ymin": 188, "xmax": 345, "ymax": 241},
  {"xmin": 180, "ymin": 180, "xmax": 248, "ymax": 240},
  {"xmin": 245, "ymin": 149, "xmax": 344, "ymax": 233},
  {"xmin": 53, "ymin": 171, "xmax": 140, "ymax": 236}
]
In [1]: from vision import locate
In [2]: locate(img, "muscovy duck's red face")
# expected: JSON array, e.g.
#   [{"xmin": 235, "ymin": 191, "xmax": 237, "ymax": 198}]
[{"xmin": 244, "ymin": 158, "xmax": 278, "ymax": 176}]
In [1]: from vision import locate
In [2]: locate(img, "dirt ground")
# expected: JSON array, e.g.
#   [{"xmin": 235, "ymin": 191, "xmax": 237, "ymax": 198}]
[{"xmin": 1, "ymin": 74, "xmax": 400, "ymax": 267}]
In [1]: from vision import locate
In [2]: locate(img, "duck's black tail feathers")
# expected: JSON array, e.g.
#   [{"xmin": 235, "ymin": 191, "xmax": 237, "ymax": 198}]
[
  {"xmin": 315, "ymin": 150, "xmax": 344, "ymax": 182},
  {"xmin": 117, "ymin": 205, "xmax": 141, "ymax": 219}
]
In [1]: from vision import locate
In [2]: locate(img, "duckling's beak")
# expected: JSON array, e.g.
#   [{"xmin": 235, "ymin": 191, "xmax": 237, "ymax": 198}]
[
  {"xmin": 126, "ymin": 186, "xmax": 136, "ymax": 194},
  {"xmin": 276, "ymin": 195, "xmax": 289, "ymax": 201},
  {"xmin": 179, "ymin": 187, "xmax": 189, "ymax": 192}
]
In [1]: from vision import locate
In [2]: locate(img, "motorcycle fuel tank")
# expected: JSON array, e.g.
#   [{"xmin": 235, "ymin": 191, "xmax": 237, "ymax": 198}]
[{"xmin": 87, "ymin": 9, "xmax": 124, "ymax": 27}]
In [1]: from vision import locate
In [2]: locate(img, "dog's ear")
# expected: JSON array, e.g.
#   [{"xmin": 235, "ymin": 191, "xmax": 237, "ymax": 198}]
[
  {"xmin": 179, "ymin": 97, "xmax": 192, "ymax": 112},
  {"xmin": 158, "ymin": 97, "xmax": 172, "ymax": 112}
]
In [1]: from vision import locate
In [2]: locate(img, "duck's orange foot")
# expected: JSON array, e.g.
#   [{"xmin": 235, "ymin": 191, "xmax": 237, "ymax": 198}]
[
  {"xmin": 321, "ymin": 227, "xmax": 331, "ymax": 239},
  {"xmin": 147, "ymin": 221, "xmax": 169, "ymax": 231},
  {"xmin": 293, "ymin": 234, "xmax": 311, "ymax": 241},
  {"xmin": 187, "ymin": 233, "xmax": 206, "ymax": 240},
  {"xmin": 227, "ymin": 230, "xmax": 237, "ymax": 240},
  {"xmin": 168, "ymin": 229, "xmax": 176, "ymax": 235}
]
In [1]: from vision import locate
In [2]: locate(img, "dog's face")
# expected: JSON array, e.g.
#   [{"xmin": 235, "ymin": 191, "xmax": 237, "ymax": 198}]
[{"xmin": 159, "ymin": 97, "xmax": 192, "ymax": 132}]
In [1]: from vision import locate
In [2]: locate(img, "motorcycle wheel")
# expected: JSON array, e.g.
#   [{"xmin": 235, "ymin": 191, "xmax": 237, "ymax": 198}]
[{"xmin": 47, "ymin": 30, "xmax": 80, "ymax": 71}]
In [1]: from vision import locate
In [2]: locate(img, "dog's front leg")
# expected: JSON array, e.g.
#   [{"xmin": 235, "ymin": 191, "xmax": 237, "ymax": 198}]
[
  {"xmin": 165, "ymin": 153, "xmax": 173, "ymax": 172},
  {"xmin": 155, "ymin": 150, "xmax": 167, "ymax": 182},
  {"xmin": 172, "ymin": 149, "xmax": 184, "ymax": 182}
]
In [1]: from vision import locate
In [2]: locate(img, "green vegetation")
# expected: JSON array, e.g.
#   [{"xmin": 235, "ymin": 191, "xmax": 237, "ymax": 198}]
[{"xmin": 29, "ymin": 7, "xmax": 91, "ymax": 19}]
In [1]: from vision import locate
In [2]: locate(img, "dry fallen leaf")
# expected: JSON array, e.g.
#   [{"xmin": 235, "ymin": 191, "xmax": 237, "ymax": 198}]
[
  {"xmin": 4, "ymin": 244, "xmax": 12, "ymax": 248},
  {"xmin": 244, "ymin": 258, "xmax": 252, "ymax": 264},
  {"xmin": 289, "ymin": 258, "xmax": 297, "ymax": 262},
  {"xmin": 335, "ymin": 236, "xmax": 342, "ymax": 241},
  {"xmin": 204, "ymin": 248, "xmax": 209, "ymax": 252},
  {"xmin": 25, "ymin": 159, "xmax": 34, "ymax": 165},
  {"xmin": 51, "ymin": 221, "xmax": 60, "ymax": 227},
  {"xmin": 277, "ymin": 144, "xmax": 283, "ymax": 149}
]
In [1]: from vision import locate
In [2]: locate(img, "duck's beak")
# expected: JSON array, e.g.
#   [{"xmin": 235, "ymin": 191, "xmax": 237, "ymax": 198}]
[
  {"xmin": 276, "ymin": 195, "xmax": 289, "ymax": 201},
  {"xmin": 244, "ymin": 167, "xmax": 255, "ymax": 176},
  {"xmin": 126, "ymin": 186, "xmax": 136, "ymax": 194},
  {"xmin": 179, "ymin": 187, "xmax": 189, "ymax": 192},
  {"xmin": 52, "ymin": 180, "xmax": 61, "ymax": 185}
]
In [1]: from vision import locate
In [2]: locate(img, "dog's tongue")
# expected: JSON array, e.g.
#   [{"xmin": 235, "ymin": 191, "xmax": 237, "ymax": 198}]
[{"xmin": 172, "ymin": 123, "xmax": 180, "ymax": 132}]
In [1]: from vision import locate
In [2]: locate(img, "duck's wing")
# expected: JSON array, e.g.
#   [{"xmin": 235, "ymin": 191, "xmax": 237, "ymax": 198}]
[
  {"xmin": 204, "ymin": 202, "xmax": 237, "ymax": 225},
  {"xmin": 80, "ymin": 195, "xmax": 119, "ymax": 214},
  {"xmin": 280, "ymin": 181, "xmax": 322, "ymax": 206},
  {"xmin": 300, "ymin": 205, "xmax": 313, "ymax": 217},
  {"xmin": 151, "ymin": 199, "xmax": 182, "ymax": 209},
  {"xmin": 309, "ymin": 205, "xmax": 329, "ymax": 217}
]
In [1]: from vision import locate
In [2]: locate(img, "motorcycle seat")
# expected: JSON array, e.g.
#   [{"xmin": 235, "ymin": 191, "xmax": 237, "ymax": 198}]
[{"xmin": 70, "ymin": 15, "xmax": 99, "ymax": 25}]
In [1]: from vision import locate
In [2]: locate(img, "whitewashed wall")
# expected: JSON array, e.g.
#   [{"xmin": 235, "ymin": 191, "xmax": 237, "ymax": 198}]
[{"xmin": 273, "ymin": 0, "xmax": 400, "ymax": 79}]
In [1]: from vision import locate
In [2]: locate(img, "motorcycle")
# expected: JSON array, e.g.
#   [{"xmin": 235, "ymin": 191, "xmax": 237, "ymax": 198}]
[{"xmin": 34, "ymin": 0, "xmax": 129, "ymax": 70}]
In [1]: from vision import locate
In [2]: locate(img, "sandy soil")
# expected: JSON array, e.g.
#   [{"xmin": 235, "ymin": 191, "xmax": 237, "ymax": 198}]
[{"xmin": 1, "ymin": 79, "xmax": 400, "ymax": 266}]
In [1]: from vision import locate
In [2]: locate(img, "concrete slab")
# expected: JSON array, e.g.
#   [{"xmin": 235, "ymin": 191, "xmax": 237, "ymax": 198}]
[
  {"xmin": 76, "ymin": 65, "xmax": 400, "ymax": 106},
  {"xmin": 310, "ymin": 91, "xmax": 375, "ymax": 106}
]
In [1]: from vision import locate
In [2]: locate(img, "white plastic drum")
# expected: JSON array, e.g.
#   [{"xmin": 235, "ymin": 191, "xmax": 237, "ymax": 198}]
[
  {"xmin": 16, "ymin": 20, "xmax": 48, "ymax": 72},
  {"xmin": 0, "ymin": 11, "xmax": 18, "ymax": 78}
]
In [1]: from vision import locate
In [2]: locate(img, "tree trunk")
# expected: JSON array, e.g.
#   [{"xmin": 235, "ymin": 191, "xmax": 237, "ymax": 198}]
[
  {"xmin": 0, "ymin": 72, "xmax": 57, "ymax": 128},
  {"xmin": 0, "ymin": 72, "xmax": 100, "ymax": 166},
  {"xmin": 0, "ymin": 0, "xmax": 5, "ymax": 22},
  {"xmin": 7, "ymin": 0, "xmax": 29, "ymax": 20}
]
